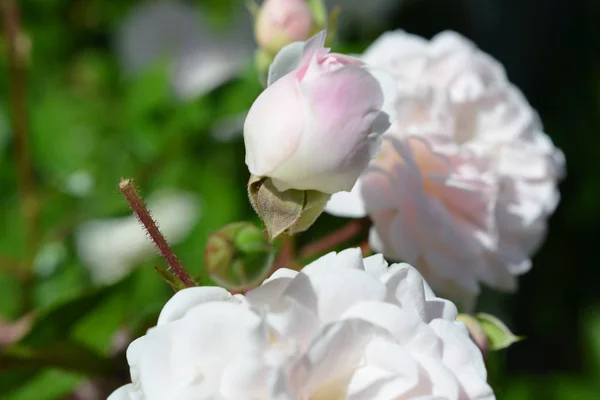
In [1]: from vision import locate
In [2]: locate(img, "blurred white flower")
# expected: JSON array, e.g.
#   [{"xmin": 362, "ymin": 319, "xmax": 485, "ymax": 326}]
[
  {"xmin": 255, "ymin": 0, "xmax": 314, "ymax": 55},
  {"xmin": 109, "ymin": 248, "xmax": 494, "ymax": 400},
  {"xmin": 116, "ymin": 0, "xmax": 254, "ymax": 100},
  {"xmin": 75, "ymin": 191, "xmax": 200, "ymax": 284},
  {"xmin": 327, "ymin": 30, "xmax": 565, "ymax": 306},
  {"xmin": 64, "ymin": 169, "xmax": 94, "ymax": 197}
]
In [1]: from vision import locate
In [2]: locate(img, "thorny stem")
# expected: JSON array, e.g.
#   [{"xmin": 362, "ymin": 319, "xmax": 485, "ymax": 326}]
[
  {"xmin": 2, "ymin": 0, "xmax": 39, "ymax": 266},
  {"xmin": 298, "ymin": 218, "xmax": 370, "ymax": 260},
  {"xmin": 271, "ymin": 234, "xmax": 298, "ymax": 272},
  {"xmin": 264, "ymin": 219, "xmax": 371, "ymax": 281},
  {"xmin": 118, "ymin": 179, "xmax": 196, "ymax": 288},
  {"xmin": 0, "ymin": 256, "xmax": 27, "ymax": 278}
]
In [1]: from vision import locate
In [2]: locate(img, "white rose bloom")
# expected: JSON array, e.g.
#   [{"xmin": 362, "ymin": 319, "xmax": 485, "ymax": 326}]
[
  {"xmin": 75, "ymin": 191, "xmax": 200, "ymax": 284},
  {"xmin": 327, "ymin": 30, "xmax": 565, "ymax": 306},
  {"xmin": 116, "ymin": 0, "xmax": 253, "ymax": 100},
  {"xmin": 109, "ymin": 248, "xmax": 494, "ymax": 400}
]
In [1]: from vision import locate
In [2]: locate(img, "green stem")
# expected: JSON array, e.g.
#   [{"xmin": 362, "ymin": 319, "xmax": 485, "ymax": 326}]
[
  {"xmin": 2, "ymin": 0, "xmax": 39, "ymax": 268},
  {"xmin": 271, "ymin": 234, "xmax": 297, "ymax": 272},
  {"xmin": 298, "ymin": 218, "xmax": 370, "ymax": 260}
]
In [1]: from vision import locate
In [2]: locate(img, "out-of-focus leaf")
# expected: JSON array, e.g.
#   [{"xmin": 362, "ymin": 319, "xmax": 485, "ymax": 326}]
[
  {"xmin": 0, "ymin": 198, "xmax": 26, "ymax": 259},
  {"xmin": 501, "ymin": 377, "xmax": 538, "ymax": 400},
  {"xmin": 1, "ymin": 369, "xmax": 83, "ymax": 400},
  {"xmin": 20, "ymin": 283, "xmax": 121, "ymax": 346},
  {"xmin": 584, "ymin": 308, "xmax": 600, "ymax": 378},
  {"xmin": 125, "ymin": 265, "xmax": 170, "ymax": 335},
  {"xmin": 308, "ymin": 0, "xmax": 328, "ymax": 28},
  {"xmin": 33, "ymin": 262, "xmax": 88, "ymax": 309},
  {"xmin": 30, "ymin": 86, "xmax": 102, "ymax": 175},
  {"xmin": 324, "ymin": 6, "xmax": 342, "ymax": 46},
  {"xmin": 70, "ymin": 288, "xmax": 129, "ymax": 355},
  {"xmin": 1, "ymin": 341, "xmax": 111, "ymax": 375},
  {"xmin": 123, "ymin": 59, "xmax": 170, "ymax": 120},
  {"xmin": 154, "ymin": 266, "xmax": 187, "ymax": 292},
  {"xmin": 0, "ymin": 273, "xmax": 22, "ymax": 319},
  {"xmin": 550, "ymin": 375, "xmax": 600, "ymax": 399},
  {"xmin": 215, "ymin": 67, "xmax": 263, "ymax": 117}
]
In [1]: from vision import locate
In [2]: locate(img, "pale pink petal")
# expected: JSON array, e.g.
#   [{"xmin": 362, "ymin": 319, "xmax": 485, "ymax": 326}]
[
  {"xmin": 244, "ymin": 72, "xmax": 304, "ymax": 176},
  {"xmin": 325, "ymin": 181, "xmax": 368, "ymax": 218},
  {"xmin": 157, "ymin": 287, "xmax": 232, "ymax": 325}
]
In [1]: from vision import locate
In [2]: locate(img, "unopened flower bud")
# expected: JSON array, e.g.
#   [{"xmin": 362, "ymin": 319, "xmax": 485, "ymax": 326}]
[
  {"xmin": 205, "ymin": 222, "xmax": 275, "ymax": 290},
  {"xmin": 245, "ymin": 31, "xmax": 395, "ymax": 195},
  {"xmin": 255, "ymin": 0, "xmax": 314, "ymax": 55},
  {"xmin": 457, "ymin": 313, "xmax": 524, "ymax": 357}
]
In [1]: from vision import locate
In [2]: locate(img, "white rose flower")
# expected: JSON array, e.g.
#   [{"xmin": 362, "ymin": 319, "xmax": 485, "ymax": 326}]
[
  {"xmin": 109, "ymin": 248, "xmax": 494, "ymax": 400},
  {"xmin": 327, "ymin": 30, "xmax": 565, "ymax": 306},
  {"xmin": 116, "ymin": 0, "xmax": 253, "ymax": 100}
]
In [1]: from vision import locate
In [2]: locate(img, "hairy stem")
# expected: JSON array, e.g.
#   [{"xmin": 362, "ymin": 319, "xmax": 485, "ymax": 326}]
[
  {"xmin": 118, "ymin": 179, "xmax": 195, "ymax": 287},
  {"xmin": 298, "ymin": 218, "xmax": 370, "ymax": 260},
  {"xmin": 272, "ymin": 234, "xmax": 298, "ymax": 271}
]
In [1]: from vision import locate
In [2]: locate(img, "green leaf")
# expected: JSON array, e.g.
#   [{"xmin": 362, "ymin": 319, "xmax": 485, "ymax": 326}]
[
  {"xmin": 1, "ymin": 342, "xmax": 111, "ymax": 375},
  {"xmin": 477, "ymin": 313, "xmax": 524, "ymax": 351},
  {"xmin": 154, "ymin": 266, "xmax": 187, "ymax": 292},
  {"xmin": 21, "ymin": 283, "xmax": 121, "ymax": 346},
  {"xmin": 70, "ymin": 289, "xmax": 130, "ymax": 355},
  {"xmin": 308, "ymin": 0, "xmax": 328, "ymax": 29},
  {"xmin": 246, "ymin": 0, "xmax": 260, "ymax": 18},
  {"xmin": 33, "ymin": 262, "xmax": 88, "ymax": 309},
  {"xmin": 324, "ymin": 6, "xmax": 342, "ymax": 46},
  {"xmin": 0, "ymin": 274, "xmax": 23, "ymax": 319},
  {"xmin": 583, "ymin": 308, "xmax": 600, "ymax": 377},
  {"xmin": 1, "ymin": 369, "xmax": 83, "ymax": 400},
  {"xmin": 124, "ymin": 58, "xmax": 171, "ymax": 119}
]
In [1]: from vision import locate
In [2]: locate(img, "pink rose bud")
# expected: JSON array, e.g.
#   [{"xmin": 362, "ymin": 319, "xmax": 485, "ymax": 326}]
[
  {"xmin": 255, "ymin": 0, "xmax": 314, "ymax": 55},
  {"xmin": 244, "ymin": 31, "xmax": 395, "ymax": 194}
]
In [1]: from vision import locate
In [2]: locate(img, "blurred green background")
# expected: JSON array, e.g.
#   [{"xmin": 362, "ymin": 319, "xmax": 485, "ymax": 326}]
[{"xmin": 0, "ymin": 0, "xmax": 598, "ymax": 398}]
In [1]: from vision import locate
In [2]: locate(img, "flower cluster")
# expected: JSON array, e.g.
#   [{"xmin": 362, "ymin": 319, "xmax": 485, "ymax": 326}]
[
  {"xmin": 326, "ymin": 30, "xmax": 565, "ymax": 307},
  {"xmin": 109, "ymin": 249, "xmax": 493, "ymax": 399}
]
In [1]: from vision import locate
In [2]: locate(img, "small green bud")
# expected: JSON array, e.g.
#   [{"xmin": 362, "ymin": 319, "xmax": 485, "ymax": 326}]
[
  {"xmin": 476, "ymin": 313, "xmax": 524, "ymax": 351},
  {"xmin": 457, "ymin": 313, "xmax": 524, "ymax": 356},
  {"xmin": 205, "ymin": 222, "xmax": 275, "ymax": 290}
]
